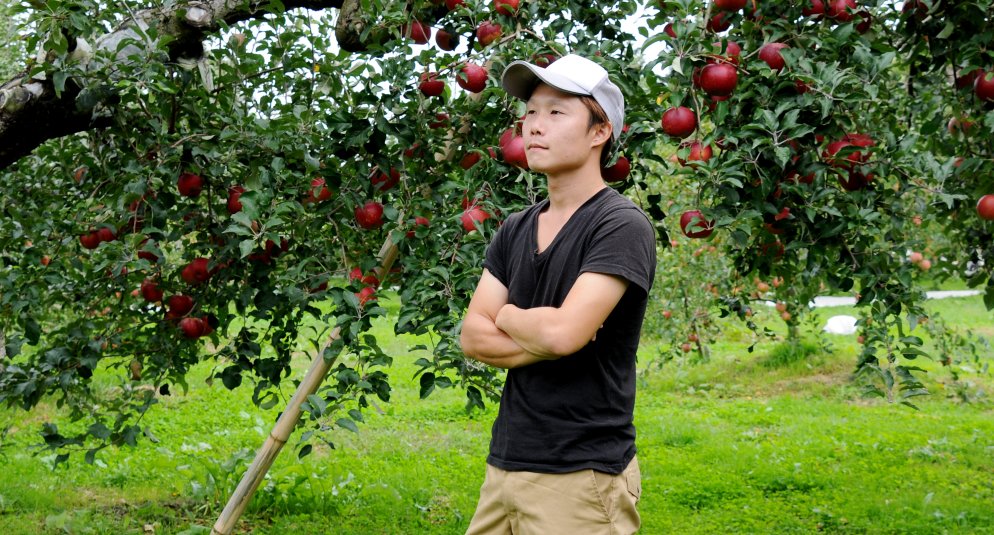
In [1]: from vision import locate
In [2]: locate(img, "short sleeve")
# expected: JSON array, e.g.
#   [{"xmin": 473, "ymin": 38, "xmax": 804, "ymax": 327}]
[
  {"xmin": 482, "ymin": 214, "xmax": 514, "ymax": 287},
  {"xmin": 580, "ymin": 207, "xmax": 656, "ymax": 295}
]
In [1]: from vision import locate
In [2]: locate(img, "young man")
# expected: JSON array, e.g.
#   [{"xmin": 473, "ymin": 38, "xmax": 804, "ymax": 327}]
[{"xmin": 460, "ymin": 54, "xmax": 657, "ymax": 534}]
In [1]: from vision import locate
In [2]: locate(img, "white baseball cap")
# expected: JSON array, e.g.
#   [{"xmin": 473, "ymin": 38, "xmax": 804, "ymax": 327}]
[{"xmin": 501, "ymin": 54, "xmax": 626, "ymax": 141}]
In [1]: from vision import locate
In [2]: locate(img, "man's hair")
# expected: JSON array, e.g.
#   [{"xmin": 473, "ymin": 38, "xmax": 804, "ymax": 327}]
[{"xmin": 578, "ymin": 95, "xmax": 614, "ymax": 166}]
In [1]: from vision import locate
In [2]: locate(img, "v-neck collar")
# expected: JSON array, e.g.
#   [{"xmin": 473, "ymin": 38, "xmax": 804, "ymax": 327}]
[{"xmin": 531, "ymin": 187, "xmax": 612, "ymax": 257}]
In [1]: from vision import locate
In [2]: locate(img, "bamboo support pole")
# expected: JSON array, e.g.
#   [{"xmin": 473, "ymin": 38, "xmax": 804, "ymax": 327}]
[{"xmin": 212, "ymin": 234, "xmax": 400, "ymax": 535}]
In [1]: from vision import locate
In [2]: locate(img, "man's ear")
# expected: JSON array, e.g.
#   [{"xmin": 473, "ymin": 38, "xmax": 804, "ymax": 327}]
[{"xmin": 590, "ymin": 122, "xmax": 612, "ymax": 151}]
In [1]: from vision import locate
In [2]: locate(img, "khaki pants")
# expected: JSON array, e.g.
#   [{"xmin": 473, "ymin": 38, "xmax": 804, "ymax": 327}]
[{"xmin": 466, "ymin": 456, "xmax": 641, "ymax": 535}]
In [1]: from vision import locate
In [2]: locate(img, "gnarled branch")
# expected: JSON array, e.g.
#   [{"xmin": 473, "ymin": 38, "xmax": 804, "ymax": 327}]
[{"xmin": 0, "ymin": 0, "xmax": 405, "ymax": 171}]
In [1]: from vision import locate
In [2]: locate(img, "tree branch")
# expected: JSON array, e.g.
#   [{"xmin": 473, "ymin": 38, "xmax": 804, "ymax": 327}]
[{"xmin": 0, "ymin": 0, "xmax": 377, "ymax": 171}]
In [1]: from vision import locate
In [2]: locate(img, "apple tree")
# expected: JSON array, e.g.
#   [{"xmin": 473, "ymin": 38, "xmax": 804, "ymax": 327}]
[{"xmin": 1, "ymin": 0, "xmax": 992, "ymax": 469}]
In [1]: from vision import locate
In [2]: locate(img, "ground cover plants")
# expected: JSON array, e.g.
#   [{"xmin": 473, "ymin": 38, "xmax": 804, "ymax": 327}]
[{"xmin": 1, "ymin": 292, "xmax": 991, "ymax": 534}]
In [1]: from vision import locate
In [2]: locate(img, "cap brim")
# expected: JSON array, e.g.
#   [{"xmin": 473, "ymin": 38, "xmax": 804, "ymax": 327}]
[{"xmin": 501, "ymin": 60, "xmax": 590, "ymax": 100}]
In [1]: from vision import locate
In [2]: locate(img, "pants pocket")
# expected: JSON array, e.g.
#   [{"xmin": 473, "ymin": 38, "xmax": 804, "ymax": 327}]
[{"xmin": 625, "ymin": 457, "xmax": 642, "ymax": 503}]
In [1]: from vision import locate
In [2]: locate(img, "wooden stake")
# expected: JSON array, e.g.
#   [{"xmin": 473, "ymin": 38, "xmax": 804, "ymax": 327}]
[{"xmin": 212, "ymin": 235, "xmax": 400, "ymax": 535}]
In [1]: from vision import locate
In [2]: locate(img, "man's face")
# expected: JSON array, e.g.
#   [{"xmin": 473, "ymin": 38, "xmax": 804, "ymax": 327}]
[{"xmin": 522, "ymin": 84, "xmax": 605, "ymax": 176}]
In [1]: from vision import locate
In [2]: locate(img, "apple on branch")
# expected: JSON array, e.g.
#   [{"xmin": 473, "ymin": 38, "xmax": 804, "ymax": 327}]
[
  {"xmin": 355, "ymin": 201, "xmax": 385, "ymax": 229},
  {"xmin": 457, "ymin": 63, "xmax": 488, "ymax": 93},
  {"xmin": 177, "ymin": 172, "xmax": 203, "ymax": 198},
  {"xmin": 419, "ymin": 72, "xmax": 445, "ymax": 97},
  {"xmin": 661, "ymin": 106, "xmax": 697, "ymax": 138},
  {"xmin": 699, "ymin": 63, "xmax": 738, "ymax": 97}
]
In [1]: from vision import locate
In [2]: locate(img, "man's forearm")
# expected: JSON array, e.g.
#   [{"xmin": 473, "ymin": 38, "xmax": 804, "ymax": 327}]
[
  {"xmin": 461, "ymin": 312, "xmax": 549, "ymax": 369},
  {"xmin": 494, "ymin": 304, "xmax": 572, "ymax": 359}
]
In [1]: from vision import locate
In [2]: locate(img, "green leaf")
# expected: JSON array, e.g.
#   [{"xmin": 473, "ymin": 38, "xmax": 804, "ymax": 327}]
[
  {"xmin": 53, "ymin": 71, "xmax": 69, "ymax": 96},
  {"xmin": 936, "ymin": 21, "xmax": 954, "ymax": 39},
  {"xmin": 419, "ymin": 372, "xmax": 435, "ymax": 399},
  {"xmin": 306, "ymin": 394, "xmax": 326, "ymax": 416},
  {"xmin": 336, "ymin": 418, "xmax": 359, "ymax": 433}
]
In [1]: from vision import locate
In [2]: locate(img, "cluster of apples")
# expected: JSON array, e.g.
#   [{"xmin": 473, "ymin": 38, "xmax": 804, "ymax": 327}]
[
  {"xmin": 661, "ymin": 0, "xmax": 885, "ymax": 240},
  {"xmin": 414, "ymin": 0, "xmax": 523, "ymax": 98}
]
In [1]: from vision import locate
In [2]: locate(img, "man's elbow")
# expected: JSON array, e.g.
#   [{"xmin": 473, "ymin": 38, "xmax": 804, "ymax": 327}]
[
  {"xmin": 459, "ymin": 330, "xmax": 480, "ymax": 360},
  {"xmin": 542, "ymin": 325, "xmax": 591, "ymax": 358}
]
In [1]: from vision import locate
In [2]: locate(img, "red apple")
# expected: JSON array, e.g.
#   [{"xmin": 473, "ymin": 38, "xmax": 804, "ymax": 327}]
[
  {"xmin": 839, "ymin": 171, "xmax": 872, "ymax": 191},
  {"xmin": 177, "ymin": 172, "xmax": 203, "ymax": 198},
  {"xmin": 823, "ymin": 133, "xmax": 874, "ymax": 169},
  {"xmin": 137, "ymin": 238, "xmax": 158, "ymax": 262},
  {"xmin": 476, "ymin": 21, "xmax": 502, "ymax": 47},
  {"xmin": 826, "ymin": 0, "xmax": 856, "ymax": 21},
  {"xmin": 713, "ymin": 0, "xmax": 746, "ymax": 10},
  {"xmin": 181, "ymin": 258, "xmax": 211, "ymax": 285},
  {"xmin": 370, "ymin": 167, "xmax": 401, "ymax": 191},
  {"xmin": 461, "ymin": 206, "xmax": 491, "ymax": 232},
  {"xmin": 308, "ymin": 177, "xmax": 332, "ymax": 203},
  {"xmin": 699, "ymin": 63, "xmax": 738, "ymax": 96},
  {"xmin": 460, "ymin": 151, "xmax": 482, "ymax": 169},
  {"xmin": 355, "ymin": 201, "xmax": 385, "ymax": 229},
  {"xmin": 802, "ymin": 0, "xmax": 825, "ymax": 16},
  {"xmin": 167, "ymin": 294, "xmax": 195, "ymax": 316},
  {"xmin": 227, "ymin": 185, "xmax": 245, "ymax": 213},
  {"xmin": 435, "ymin": 28, "xmax": 458, "ymax": 51},
  {"xmin": 141, "ymin": 279, "xmax": 163, "ymax": 302},
  {"xmin": 956, "ymin": 68, "xmax": 983, "ymax": 90},
  {"xmin": 404, "ymin": 20, "xmax": 431, "ymax": 44},
  {"xmin": 975, "ymin": 71, "xmax": 994, "ymax": 101},
  {"xmin": 977, "ymin": 194, "xmax": 994, "ymax": 220},
  {"xmin": 419, "ymin": 72, "xmax": 445, "ymax": 97},
  {"xmin": 759, "ymin": 43, "xmax": 789, "ymax": 72},
  {"xmin": 706, "ymin": 12, "xmax": 731, "ymax": 32},
  {"xmin": 445, "ymin": 0, "xmax": 465, "ymax": 10},
  {"xmin": 430, "ymin": 113, "xmax": 449, "ymax": 130},
  {"xmin": 678, "ymin": 141, "xmax": 713, "ymax": 166},
  {"xmin": 178, "ymin": 317, "xmax": 206, "ymax": 339},
  {"xmin": 97, "ymin": 227, "xmax": 116, "ymax": 243},
  {"xmin": 457, "ymin": 63, "xmax": 488, "ymax": 93},
  {"xmin": 349, "ymin": 267, "xmax": 380, "ymax": 288},
  {"xmin": 661, "ymin": 106, "xmax": 697, "ymax": 138},
  {"xmin": 855, "ymin": 10, "xmax": 872, "ymax": 33},
  {"xmin": 501, "ymin": 135, "xmax": 529, "ymax": 169},
  {"xmin": 79, "ymin": 231, "xmax": 101, "ymax": 250},
  {"xmin": 494, "ymin": 0, "xmax": 519, "ymax": 16},
  {"xmin": 680, "ymin": 210, "xmax": 714, "ymax": 239},
  {"xmin": 663, "ymin": 23, "xmax": 677, "ymax": 39},
  {"xmin": 356, "ymin": 286, "xmax": 377, "ymax": 307},
  {"xmin": 795, "ymin": 79, "xmax": 810, "ymax": 94},
  {"xmin": 601, "ymin": 156, "xmax": 631, "ymax": 182}
]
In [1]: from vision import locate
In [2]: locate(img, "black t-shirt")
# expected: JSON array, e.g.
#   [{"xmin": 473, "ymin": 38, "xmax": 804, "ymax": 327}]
[{"xmin": 482, "ymin": 187, "xmax": 657, "ymax": 474}]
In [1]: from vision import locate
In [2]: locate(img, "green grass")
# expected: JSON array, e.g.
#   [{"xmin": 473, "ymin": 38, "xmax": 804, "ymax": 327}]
[{"xmin": 1, "ymin": 294, "xmax": 993, "ymax": 534}]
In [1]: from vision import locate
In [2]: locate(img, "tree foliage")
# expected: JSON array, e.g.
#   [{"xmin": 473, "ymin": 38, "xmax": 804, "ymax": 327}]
[{"xmin": 0, "ymin": 0, "xmax": 992, "ymax": 463}]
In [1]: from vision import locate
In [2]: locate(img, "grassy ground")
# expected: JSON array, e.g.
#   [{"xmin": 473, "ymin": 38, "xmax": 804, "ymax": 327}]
[{"xmin": 0, "ymin": 295, "xmax": 992, "ymax": 534}]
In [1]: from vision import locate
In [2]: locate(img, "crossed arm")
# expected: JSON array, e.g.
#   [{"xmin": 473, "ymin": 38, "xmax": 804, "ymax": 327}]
[{"xmin": 459, "ymin": 269, "xmax": 629, "ymax": 369}]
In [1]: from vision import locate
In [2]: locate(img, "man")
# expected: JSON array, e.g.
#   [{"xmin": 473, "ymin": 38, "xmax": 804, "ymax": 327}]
[{"xmin": 460, "ymin": 54, "xmax": 657, "ymax": 534}]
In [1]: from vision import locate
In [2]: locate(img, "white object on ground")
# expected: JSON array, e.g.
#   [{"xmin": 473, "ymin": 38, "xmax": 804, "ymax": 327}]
[{"xmin": 823, "ymin": 315, "xmax": 858, "ymax": 335}]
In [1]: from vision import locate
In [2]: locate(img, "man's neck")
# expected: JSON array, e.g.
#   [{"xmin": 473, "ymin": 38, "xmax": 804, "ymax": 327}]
[{"xmin": 545, "ymin": 161, "xmax": 607, "ymax": 213}]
